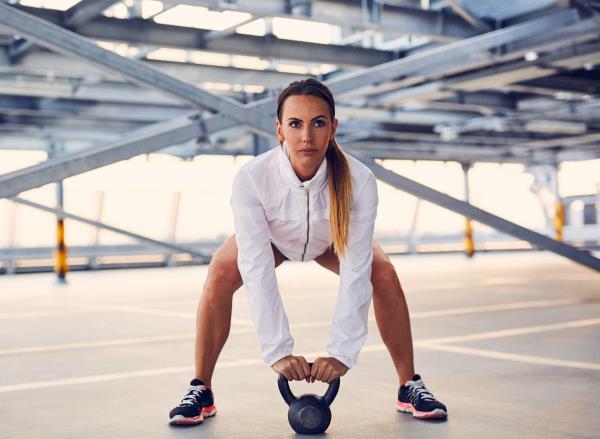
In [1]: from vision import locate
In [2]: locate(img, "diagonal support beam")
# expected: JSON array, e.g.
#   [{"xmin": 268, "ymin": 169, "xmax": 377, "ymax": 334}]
[
  {"xmin": 446, "ymin": 0, "xmax": 492, "ymax": 32},
  {"xmin": 10, "ymin": 196, "xmax": 209, "ymax": 260},
  {"xmin": 349, "ymin": 151, "xmax": 600, "ymax": 273},
  {"xmin": 0, "ymin": 111, "xmax": 247, "ymax": 199},
  {"xmin": 323, "ymin": 9, "xmax": 579, "ymax": 96},
  {"xmin": 63, "ymin": 0, "xmax": 121, "ymax": 27},
  {"xmin": 0, "ymin": 3, "xmax": 273, "ymax": 136},
  {"xmin": 0, "ymin": 115, "xmax": 202, "ymax": 199}
]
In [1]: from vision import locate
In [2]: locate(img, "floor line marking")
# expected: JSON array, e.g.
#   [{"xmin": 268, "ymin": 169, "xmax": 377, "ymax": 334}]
[
  {"xmin": 418, "ymin": 318, "xmax": 600, "ymax": 345},
  {"xmin": 419, "ymin": 343, "xmax": 600, "ymax": 371},
  {"xmin": 3, "ymin": 317, "xmax": 600, "ymax": 392},
  {"xmin": 0, "ymin": 300, "xmax": 592, "ymax": 356},
  {"xmin": 5, "ymin": 297, "xmax": 582, "ymax": 323},
  {"xmin": 410, "ymin": 299, "xmax": 582, "ymax": 319},
  {"xmin": 11, "ymin": 302, "xmax": 254, "ymax": 326},
  {"xmin": 0, "ymin": 348, "xmax": 331, "ymax": 393},
  {"xmin": 0, "ymin": 309, "xmax": 105, "ymax": 319},
  {"xmin": 0, "ymin": 334, "xmax": 193, "ymax": 356}
]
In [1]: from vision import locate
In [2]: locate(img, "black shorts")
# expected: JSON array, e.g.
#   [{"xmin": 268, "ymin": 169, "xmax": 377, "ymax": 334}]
[{"xmin": 271, "ymin": 242, "xmax": 289, "ymax": 260}]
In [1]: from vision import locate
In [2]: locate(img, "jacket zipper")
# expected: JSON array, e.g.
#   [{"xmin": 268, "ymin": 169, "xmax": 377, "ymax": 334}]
[{"xmin": 301, "ymin": 187, "xmax": 309, "ymax": 261}]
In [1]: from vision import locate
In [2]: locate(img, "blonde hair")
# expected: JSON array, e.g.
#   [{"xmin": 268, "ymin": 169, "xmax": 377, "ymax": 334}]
[
  {"xmin": 276, "ymin": 79, "xmax": 352, "ymax": 257},
  {"xmin": 326, "ymin": 139, "xmax": 352, "ymax": 257}
]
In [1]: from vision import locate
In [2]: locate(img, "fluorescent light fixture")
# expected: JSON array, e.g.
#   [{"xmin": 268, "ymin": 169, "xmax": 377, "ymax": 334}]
[
  {"xmin": 524, "ymin": 51, "xmax": 539, "ymax": 62},
  {"xmin": 525, "ymin": 120, "xmax": 587, "ymax": 134}
]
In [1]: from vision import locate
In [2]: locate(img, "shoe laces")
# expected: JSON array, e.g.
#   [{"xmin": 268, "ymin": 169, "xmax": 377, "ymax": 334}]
[
  {"xmin": 406, "ymin": 379, "xmax": 435, "ymax": 402},
  {"xmin": 179, "ymin": 384, "xmax": 207, "ymax": 407}
]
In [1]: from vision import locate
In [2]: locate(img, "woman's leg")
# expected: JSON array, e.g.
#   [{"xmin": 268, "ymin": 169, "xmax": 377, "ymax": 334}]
[
  {"xmin": 313, "ymin": 242, "xmax": 415, "ymax": 385},
  {"xmin": 194, "ymin": 234, "xmax": 287, "ymax": 387}
]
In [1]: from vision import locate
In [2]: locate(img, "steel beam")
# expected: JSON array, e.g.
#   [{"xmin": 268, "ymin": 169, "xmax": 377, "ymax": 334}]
[
  {"xmin": 0, "ymin": 5, "xmax": 589, "ymax": 203},
  {"xmin": 162, "ymin": 0, "xmax": 477, "ymax": 40},
  {"xmin": 350, "ymin": 151, "xmax": 600, "ymax": 272},
  {"xmin": 10, "ymin": 196, "xmax": 209, "ymax": 260},
  {"xmin": 353, "ymin": 17, "xmax": 599, "ymax": 102},
  {"xmin": 63, "ymin": 0, "xmax": 121, "ymax": 27},
  {"xmin": 0, "ymin": 3, "xmax": 273, "ymax": 136},
  {"xmin": 0, "ymin": 115, "xmax": 202, "ymax": 199},
  {"xmin": 11, "ymin": 50, "xmax": 307, "ymax": 90},
  {"xmin": 15, "ymin": 5, "xmax": 393, "ymax": 68},
  {"xmin": 446, "ymin": 0, "xmax": 492, "ymax": 31},
  {"xmin": 324, "ymin": 9, "xmax": 580, "ymax": 96}
]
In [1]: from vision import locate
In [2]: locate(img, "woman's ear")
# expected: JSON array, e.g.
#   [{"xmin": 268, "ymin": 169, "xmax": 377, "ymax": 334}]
[
  {"xmin": 331, "ymin": 117, "xmax": 339, "ymax": 139},
  {"xmin": 276, "ymin": 119, "xmax": 284, "ymax": 143}
]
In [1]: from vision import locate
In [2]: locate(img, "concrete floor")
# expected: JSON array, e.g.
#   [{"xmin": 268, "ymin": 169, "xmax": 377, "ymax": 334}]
[{"xmin": 0, "ymin": 251, "xmax": 599, "ymax": 439}]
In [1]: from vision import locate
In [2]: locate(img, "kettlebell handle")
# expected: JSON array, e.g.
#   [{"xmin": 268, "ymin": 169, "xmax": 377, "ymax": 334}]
[{"xmin": 277, "ymin": 362, "xmax": 340, "ymax": 407}]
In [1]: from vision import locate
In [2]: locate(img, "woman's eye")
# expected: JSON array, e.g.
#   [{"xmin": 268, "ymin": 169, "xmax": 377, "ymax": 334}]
[
  {"xmin": 314, "ymin": 120, "xmax": 325, "ymax": 127},
  {"xmin": 289, "ymin": 121, "xmax": 301, "ymax": 128}
]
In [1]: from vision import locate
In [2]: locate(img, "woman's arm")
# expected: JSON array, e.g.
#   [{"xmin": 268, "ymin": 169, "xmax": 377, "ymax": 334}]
[
  {"xmin": 326, "ymin": 172, "xmax": 379, "ymax": 369},
  {"xmin": 231, "ymin": 167, "xmax": 294, "ymax": 366}
]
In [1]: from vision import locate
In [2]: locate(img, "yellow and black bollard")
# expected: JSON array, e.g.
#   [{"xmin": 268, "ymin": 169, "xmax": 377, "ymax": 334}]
[
  {"xmin": 54, "ymin": 180, "xmax": 68, "ymax": 282},
  {"xmin": 551, "ymin": 165, "xmax": 564, "ymax": 242},
  {"xmin": 554, "ymin": 201, "xmax": 565, "ymax": 242},
  {"xmin": 462, "ymin": 163, "xmax": 475, "ymax": 257},
  {"xmin": 55, "ymin": 218, "xmax": 69, "ymax": 281},
  {"xmin": 464, "ymin": 217, "xmax": 475, "ymax": 258}
]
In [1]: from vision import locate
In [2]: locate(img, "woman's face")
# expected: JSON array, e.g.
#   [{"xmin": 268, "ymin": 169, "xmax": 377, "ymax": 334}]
[{"xmin": 276, "ymin": 94, "xmax": 338, "ymax": 181}]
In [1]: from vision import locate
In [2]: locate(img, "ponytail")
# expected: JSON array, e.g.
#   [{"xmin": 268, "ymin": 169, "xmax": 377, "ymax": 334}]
[{"xmin": 326, "ymin": 139, "xmax": 352, "ymax": 257}]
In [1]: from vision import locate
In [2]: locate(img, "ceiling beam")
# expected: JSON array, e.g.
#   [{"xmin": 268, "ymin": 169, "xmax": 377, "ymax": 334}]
[
  {"xmin": 163, "ymin": 0, "xmax": 478, "ymax": 40},
  {"xmin": 0, "ymin": 3, "xmax": 274, "ymax": 136},
  {"xmin": 7, "ymin": 51, "xmax": 307, "ymax": 95},
  {"xmin": 63, "ymin": 0, "xmax": 121, "ymax": 27},
  {"xmin": 13, "ymin": 5, "xmax": 393, "ymax": 68}
]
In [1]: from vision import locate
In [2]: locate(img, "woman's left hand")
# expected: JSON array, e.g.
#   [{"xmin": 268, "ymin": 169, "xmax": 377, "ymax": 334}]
[{"xmin": 310, "ymin": 357, "xmax": 348, "ymax": 383}]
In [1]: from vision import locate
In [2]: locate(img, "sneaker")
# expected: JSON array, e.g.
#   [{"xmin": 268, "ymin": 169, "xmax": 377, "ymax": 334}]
[
  {"xmin": 169, "ymin": 379, "xmax": 217, "ymax": 426},
  {"xmin": 396, "ymin": 374, "xmax": 447, "ymax": 420}
]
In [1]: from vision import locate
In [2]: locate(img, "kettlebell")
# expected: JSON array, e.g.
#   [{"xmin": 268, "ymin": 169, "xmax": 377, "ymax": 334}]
[{"xmin": 277, "ymin": 363, "xmax": 340, "ymax": 434}]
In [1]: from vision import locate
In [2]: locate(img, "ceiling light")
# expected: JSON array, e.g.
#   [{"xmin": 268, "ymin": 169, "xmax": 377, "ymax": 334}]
[{"xmin": 524, "ymin": 51, "xmax": 539, "ymax": 62}]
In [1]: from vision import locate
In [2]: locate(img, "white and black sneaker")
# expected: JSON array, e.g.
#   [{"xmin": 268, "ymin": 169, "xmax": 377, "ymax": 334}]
[
  {"xmin": 169, "ymin": 379, "xmax": 217, "ymax": 426},
  {"xmin": 396, "ymin": 374, "xmax": 447, "ymax": 420}
]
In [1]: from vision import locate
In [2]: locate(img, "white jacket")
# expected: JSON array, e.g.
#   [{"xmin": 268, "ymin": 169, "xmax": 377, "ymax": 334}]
[{"xmin": 230, "ymin": 141, "xmax": 379, "ymax": 368}]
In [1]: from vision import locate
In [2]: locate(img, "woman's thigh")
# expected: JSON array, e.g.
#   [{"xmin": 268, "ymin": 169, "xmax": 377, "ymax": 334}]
[
  {"xmin": 209, "ymin": 234, "xmax": 288, "ymax": 283},
  {"xmin": 312, "ymin": 241, "xmax": 390, "ymax": 279}
]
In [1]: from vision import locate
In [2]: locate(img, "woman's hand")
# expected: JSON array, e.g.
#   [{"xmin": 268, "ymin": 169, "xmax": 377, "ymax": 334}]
[
  {"xmin": 272, "ymin": 355, "xmax": 311, "ymax": 381},
  {"xmin": 310, "ymin": 357, "xmax": 348, "ymax": 383}
]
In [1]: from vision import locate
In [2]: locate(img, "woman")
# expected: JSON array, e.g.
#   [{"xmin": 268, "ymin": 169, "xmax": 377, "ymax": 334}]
[{"xmin": 169, "ymin": 79, "xmax": 447, "ymax": 426}]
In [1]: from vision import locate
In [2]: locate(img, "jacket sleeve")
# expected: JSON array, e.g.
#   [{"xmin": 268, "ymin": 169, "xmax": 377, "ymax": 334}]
[
  {"xmin": 230, "ymin": 167, "xmax": 294, "ymax": 367},
  {"xmin": 326, "ymin": 172, "xmax": 378, "ymax": 368}
]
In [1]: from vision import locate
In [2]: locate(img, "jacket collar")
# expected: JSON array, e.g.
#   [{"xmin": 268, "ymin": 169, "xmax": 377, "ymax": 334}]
[{"xmin": 278, "ymin": 140, "xmax": 328, "ymax": 192}]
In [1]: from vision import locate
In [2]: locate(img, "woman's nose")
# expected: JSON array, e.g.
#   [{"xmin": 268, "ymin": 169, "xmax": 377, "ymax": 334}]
[{"xmin": 302, "ymin": 127, "xmax": 313, "ymax": 144}]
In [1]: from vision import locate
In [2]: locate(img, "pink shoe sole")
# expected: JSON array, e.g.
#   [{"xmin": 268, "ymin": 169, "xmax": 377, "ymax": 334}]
[
  {"xmin": 396, "ymin": 401, "xmax": 447, "ymax": 419},
  {"xmin": 169, "ymin": 405, "xmax": 218, "ymax": 426}
]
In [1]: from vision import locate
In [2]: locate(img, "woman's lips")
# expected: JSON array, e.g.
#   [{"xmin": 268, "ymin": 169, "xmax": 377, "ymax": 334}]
[{"xmin": 299, "ymin": 149, "xmax": 317, "ymax": 156}]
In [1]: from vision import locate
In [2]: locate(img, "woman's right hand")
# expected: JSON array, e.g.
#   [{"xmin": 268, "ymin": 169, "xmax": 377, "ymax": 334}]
[{"xmin": 272, "ymin": 355, "xmax": 311, "ymax": 382}]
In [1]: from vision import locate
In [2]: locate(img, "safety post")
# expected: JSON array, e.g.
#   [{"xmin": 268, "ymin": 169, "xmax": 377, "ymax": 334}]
[
  {"xmin": 55, "ymin": 180, "xmax": 68, "ymax": 282},
  {"xmin": 462, "ymin": 163, "xmax": 475, "ymax": 257},
  {"xmin": 551, "ymin": 165, "xmax": 565, "ymax": 242}
]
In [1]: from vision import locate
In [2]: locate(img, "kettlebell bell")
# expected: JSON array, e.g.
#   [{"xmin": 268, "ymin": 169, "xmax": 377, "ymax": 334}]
[{"xmin": 277, "ymin": 363, "xmax": 340, "ymax": 434}]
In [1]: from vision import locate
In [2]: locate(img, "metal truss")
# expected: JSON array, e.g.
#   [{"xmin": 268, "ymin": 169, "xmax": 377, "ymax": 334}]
[
  {"xmin": 0, "ymin": 4, "xmax": 273, "ymax": 137},
  {"xmin": 0, "ymin": 2, "xmax": 581, "ymax": 200},
  {"xmin": 12, "ymin": 5, "xmax": 395, "ymax": 68},
  {"xmin": 352, "ymin": 152, "xmax": 600, "ymax": 272},
  {"xmin": 10, "ymin": 196, "xmax": 209, "ymax": 261},
  {"xmin": 162, "ymin": 0, "xmax": 479, "ymax": 40},
  {"xmin": 0, "ymin": 2, "xmax": 598, "ymax": 272},
  {"xmin": 63, "ymin": 0, "xmax": 120, "ymax": 27}
]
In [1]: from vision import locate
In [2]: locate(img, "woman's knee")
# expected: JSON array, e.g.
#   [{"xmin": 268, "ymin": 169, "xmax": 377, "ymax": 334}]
[
  {"xmin": 370, "ymin": 245, "xmax": 400, "ymax": 294},
  {"xmin": 204, "ymin": 237, "xmax": 243, "ymax": 297}
]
